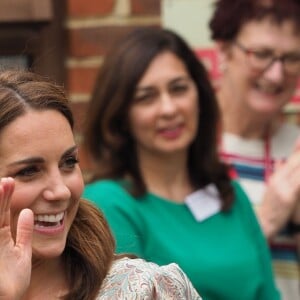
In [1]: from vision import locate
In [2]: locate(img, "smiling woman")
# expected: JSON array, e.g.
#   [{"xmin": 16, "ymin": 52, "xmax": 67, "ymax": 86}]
[
  {"xmin": 129, "ymin": 51, "xmax": 199, "ymax": 157},
  {"xmin": 0, "ymin": 70, "xmax": 201, "ymax": 299},
  {"xmin": 210, "ymin": 1, "xmax": 300, "ymax": 298}
]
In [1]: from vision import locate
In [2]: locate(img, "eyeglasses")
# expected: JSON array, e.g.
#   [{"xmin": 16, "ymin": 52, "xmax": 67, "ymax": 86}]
[{"xmin": 234, "ymin": 41, "xmax": 300, "ymax": 75}]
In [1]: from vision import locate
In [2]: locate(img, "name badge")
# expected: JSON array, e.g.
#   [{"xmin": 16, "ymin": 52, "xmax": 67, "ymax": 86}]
[{"xmin": 185, "ymin": 184, "xmax": 221, "ymax": 222}]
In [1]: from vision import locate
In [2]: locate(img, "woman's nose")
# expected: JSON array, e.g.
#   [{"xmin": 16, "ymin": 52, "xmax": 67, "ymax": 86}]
[
  {"xmin": 42, "ymin": 174, "xmax": 71, "ymax": 201},
  {"xmin": 159, "ymin": 93, "xmax": 177, "ymax": 115},
  {"xmin": 262, "ymin": 60, "xmax": 285, "ymax": 84}
]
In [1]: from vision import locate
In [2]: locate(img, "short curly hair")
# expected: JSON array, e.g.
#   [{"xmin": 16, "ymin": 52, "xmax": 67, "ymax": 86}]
[{"xmin": 209, "ymin": 0, "xmax": 300, "ymax": 41}]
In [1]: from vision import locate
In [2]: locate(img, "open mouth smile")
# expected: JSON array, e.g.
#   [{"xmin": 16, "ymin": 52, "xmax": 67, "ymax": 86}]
[
  {"xmin": 254, "ymin": 82, "xmax": 283, "ymax": 95},
  {"xmin": 34, "ymin": 212, "xmax": 64, "ymax": 229}
]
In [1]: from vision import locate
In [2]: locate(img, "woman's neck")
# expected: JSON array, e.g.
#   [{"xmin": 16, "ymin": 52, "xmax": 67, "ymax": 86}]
[{"xmin": 138, "ymin": 150, "xmax": 193, "ymax": 203}]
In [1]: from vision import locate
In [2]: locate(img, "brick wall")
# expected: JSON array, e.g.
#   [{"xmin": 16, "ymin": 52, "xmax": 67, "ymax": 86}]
[
  {"xmin": 63, "ymin": 0, "xmax": 300, "ymax": 178},
  {"xmin": 64, "ymin": 0, "xmax": 161, "ymax": 177}
]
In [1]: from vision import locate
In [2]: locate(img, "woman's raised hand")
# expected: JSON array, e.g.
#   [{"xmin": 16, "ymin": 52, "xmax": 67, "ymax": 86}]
[
  {"xmin": 0, "ymin": 177, "xmax": 33, "ymax": 299},
  {"xmin": 258, "ymin": 139, "xmax": 300, "ymax": 239}
]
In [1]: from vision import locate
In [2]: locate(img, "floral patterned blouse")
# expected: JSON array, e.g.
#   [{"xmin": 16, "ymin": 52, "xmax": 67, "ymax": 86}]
[{"xmin": 97, "ymin": 257, "xmax": 202, "ymax": 299}]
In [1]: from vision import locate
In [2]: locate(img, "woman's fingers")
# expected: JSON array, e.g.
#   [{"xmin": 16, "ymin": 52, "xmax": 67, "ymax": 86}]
[
  {"xmin": 0, "ymin": 178, "xmax": 32, "ymax": 299},
  {"xmin": 0, "ymin": 177, "xmax": 14, "ymax": 228},
  {"xmin": 0, "ymin": 176, "xmax": 33, "ymax": 253},
  {"xmin": 16, "ymin": 208, "xmax": 33, "ymax": 253}
]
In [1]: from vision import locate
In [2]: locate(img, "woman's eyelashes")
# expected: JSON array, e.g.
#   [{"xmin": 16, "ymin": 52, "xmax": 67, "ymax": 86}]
[
  {"xmin": 169, "ymin": 83, "xmax": 189, "ymax": 95},
  {"xmin": 60, "ymin": 155, "xmax": 79, "ymax": 170},
  {"xmin": 134, "ymin": 90, "xmax": 157, "ymax": 103},
  {"xmin": 12, "ymin": 154, "xmax": 79, "ymax": 180},
  {"xmin": 14, "ymin": 165, "xmax": 40, "ymax": 179},
  {"xmin": 134, "ymin": 83, "xmax": 189, "ymax": 103}
]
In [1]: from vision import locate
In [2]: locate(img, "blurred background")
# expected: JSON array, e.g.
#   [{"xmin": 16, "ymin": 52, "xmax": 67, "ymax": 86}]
[{"xmin": 2, "ymin": 0, "xmax": 299, "ymax": 177}]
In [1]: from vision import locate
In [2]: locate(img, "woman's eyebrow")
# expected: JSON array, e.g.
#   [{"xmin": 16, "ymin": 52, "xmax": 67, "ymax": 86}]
[
  {"xmin": 136, "ymin": 76, "xmax": 190, "ymax": 91},
  {"xmin": 62, "ymin": 145, "xmax": 78, "ymax": 157},
  {"xmin": 135, "ymin": 86, "xmax": 153, "ymax": 92},
  {"xmin": 8, "ymin": 157, "xmax": 45, "ymax": 167},
  {"xmin": 8, "ymin": 146, "xmax": 78, "ymax": 167}
]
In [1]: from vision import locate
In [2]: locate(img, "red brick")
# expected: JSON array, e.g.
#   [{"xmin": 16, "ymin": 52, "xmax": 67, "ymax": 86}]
[
  {"xmin": 78, "ymin": 142, "xmax": 95, "ymax": 174},
  {"xmin": 70, "ymin": 101, "xmax": 89, "ymax": 134},
  {"xmin": 67, "ymin": 0, "xmax": 115, "ymax": 17},
  {"xmin": 67, "ymin": 66, "xmax": 99, "ymax": 94},
  {"xmin": 131, "ymin": 0, "xmax": 160, "ymax": 15},
  {"xmin": 68, "ymin": 25, "xmax": 159, "ymax": 57}
]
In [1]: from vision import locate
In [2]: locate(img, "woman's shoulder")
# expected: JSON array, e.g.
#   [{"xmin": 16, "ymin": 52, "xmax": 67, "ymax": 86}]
[
  {"xmin": 97, "ymin": 257, "xmax": 201, "ymax": 299},
  {"xmin": 231, "ymin": 180, "xmax": 248, "ymax": 200},
  {"xmin": 230, "ymin": 180, "xmax": 254, "ymax": 211},
  {"xmin": 272, "ymin": 122, "xmax": 300, "ymax": 156},
  {"xmin": 230, "ymin": 180, "xmax": 264, "ymax": 234},
  {"xmin": 276, "ymin": 122, "xmax": 299, "ymax": 138},
  {"xmin": 84, "ymin": 179, "xmax": 123, "ymax": 192}
]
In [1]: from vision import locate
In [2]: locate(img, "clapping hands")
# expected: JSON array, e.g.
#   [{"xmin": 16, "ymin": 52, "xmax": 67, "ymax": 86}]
[{"xmin": 259, "ymin": 139, "xmax": 300, "ymax": 238}]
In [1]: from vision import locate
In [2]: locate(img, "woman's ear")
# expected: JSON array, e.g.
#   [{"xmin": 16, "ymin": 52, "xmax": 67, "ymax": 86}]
[{"xmin": 215, "ymin": 41, "xmax": 232, "ymax": 72}]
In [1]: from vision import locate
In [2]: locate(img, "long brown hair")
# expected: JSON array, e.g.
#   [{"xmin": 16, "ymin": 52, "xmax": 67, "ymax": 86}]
[
  {"xmin": 0, "ymin": 70, "xmax": 115, "ymax": 299},
  {"xmin": 64, "ymin": 199, "xmax": 115, "ymax": 299},
  {"xmin": 84, "ymin": 27, "xmax": 234, "ymax": 210}
]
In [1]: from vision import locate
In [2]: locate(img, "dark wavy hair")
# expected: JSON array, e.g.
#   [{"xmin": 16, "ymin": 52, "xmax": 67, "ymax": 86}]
[
  {"xmin": 0, "ymin": 70, "xmax": 115, "ymax": 300},
  {"xmin": 84, "ymin": 27, "xmax": 234, "ymax": 210},
  {"xmin": 209, "ymin": 0, "xmax": 300, "ymax": 41}
]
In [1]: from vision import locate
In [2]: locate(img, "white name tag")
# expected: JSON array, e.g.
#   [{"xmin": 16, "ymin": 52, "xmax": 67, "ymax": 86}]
[{"xmin": 185, "ymin": 184, "xmax": 221, "ymax": 222}]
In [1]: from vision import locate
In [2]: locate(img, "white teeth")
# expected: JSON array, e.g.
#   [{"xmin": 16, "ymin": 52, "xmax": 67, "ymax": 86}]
[
  {"xmin": 34, "ymin": 212, "xmax": 64, "ymax": 223},
  {"xmin": 255, "ymin": 83, "xmax": 282, "ymax": 94}
]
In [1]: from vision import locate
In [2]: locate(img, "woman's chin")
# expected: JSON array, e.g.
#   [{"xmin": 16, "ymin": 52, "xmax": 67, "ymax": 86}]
[{"xmin": 32, "ymin": 242, "xmax": 67, "ymax": 261}]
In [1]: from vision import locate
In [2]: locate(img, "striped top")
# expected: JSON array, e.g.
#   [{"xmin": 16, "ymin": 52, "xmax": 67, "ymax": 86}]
[{"xmin": 220, "ymin": 122, "xmax": 300, "ymax": 300}]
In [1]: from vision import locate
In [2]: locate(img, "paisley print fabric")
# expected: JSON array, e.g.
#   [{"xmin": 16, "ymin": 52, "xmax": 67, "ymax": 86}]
[{"xmin": 97, "ymin": 257, "xmax": 202, "ymax": 299}]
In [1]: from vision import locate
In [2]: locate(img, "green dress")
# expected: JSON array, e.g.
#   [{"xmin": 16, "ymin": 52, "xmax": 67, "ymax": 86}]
[{"xmin": 84, "ymin": 180, "xmax": 280, "ymax": 300}]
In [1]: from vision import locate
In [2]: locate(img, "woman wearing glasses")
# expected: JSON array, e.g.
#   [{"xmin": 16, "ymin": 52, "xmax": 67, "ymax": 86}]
[{"xmin": 209, "ymin": 0, "xmax": 300, "ymax": 299}]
